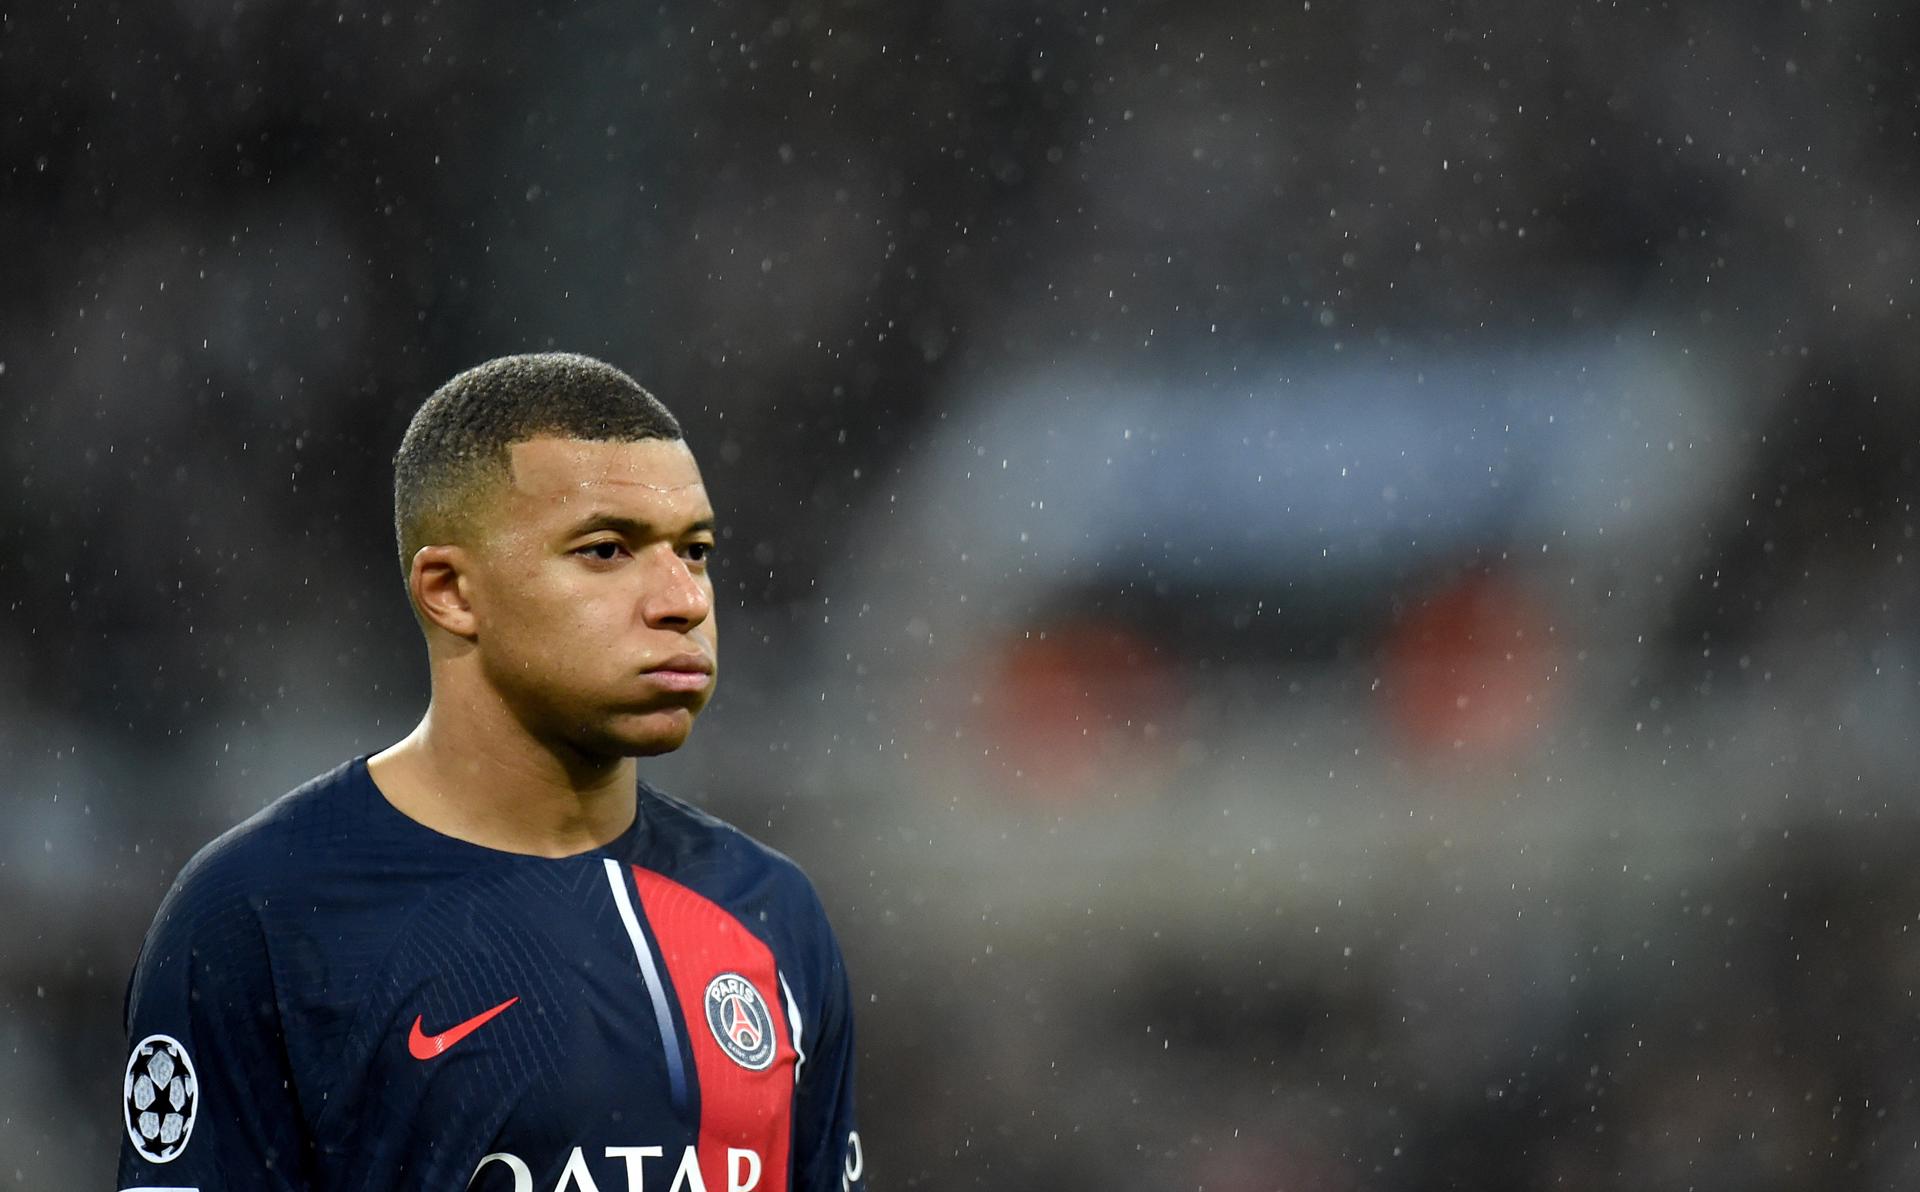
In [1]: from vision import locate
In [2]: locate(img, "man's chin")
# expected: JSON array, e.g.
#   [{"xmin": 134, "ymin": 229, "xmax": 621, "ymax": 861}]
[{"xmin": 602, "ymin": 706, "xmax": 699, "ymax": 757}]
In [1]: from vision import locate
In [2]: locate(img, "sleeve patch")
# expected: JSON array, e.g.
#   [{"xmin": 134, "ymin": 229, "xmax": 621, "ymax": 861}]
[{"xmin": 123, "ymin": 1035, "xmax": 200, "ymax": 1164}]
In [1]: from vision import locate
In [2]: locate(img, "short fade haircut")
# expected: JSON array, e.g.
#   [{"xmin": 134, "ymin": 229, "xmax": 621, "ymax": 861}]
[{"xmin": 392, "ymin": 352, "xmax": 683, "ymax": 576}]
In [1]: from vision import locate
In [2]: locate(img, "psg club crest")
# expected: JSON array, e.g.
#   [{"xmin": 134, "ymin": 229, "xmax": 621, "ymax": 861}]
[
  {"xmin": 703, "ymin": 972, "xmax": 776, "ymax": 1071},
  {"xmin": 123, "ymin": 1034, "xmax": 198, "ymax": 1163}
]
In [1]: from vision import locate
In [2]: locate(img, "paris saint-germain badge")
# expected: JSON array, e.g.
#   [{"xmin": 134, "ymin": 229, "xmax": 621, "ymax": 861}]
[{"xmin": 703, "ymin": 972, "xmax": 777, "ymax": 1070}]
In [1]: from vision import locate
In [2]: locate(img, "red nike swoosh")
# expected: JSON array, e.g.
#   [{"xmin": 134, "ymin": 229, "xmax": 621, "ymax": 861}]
[{"xmin": 408, "ymin": 996, "xmax": 520, "ymax": 1060}]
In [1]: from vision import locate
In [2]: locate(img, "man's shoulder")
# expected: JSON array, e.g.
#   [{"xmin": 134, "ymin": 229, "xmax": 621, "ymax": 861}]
[
  {"xmin": 636, "ymin": 784, "xmax": 826, "ymax": 905},
  {"xmin": 151, "ymin": 758, "xmax": 368, "ymax": 927},
  {"xmin": 128, "ymin": 758, "xmax": 365, "ymax": 996}
]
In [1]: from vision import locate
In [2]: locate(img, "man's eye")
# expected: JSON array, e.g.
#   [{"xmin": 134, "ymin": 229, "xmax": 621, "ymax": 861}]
[
  {"xmin": 579, "ymin": 541, "xmax": 626, "ymax": 562},
  {"xmin": 684, "ymin": 542, "xmax": 715, "ymax": 564}
]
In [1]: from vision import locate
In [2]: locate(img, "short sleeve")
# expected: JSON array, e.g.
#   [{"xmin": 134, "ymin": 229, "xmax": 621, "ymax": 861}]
[
  {"xmin": 116, "ymin": 857, "xmax": 312, "ymax": 1190},
  {"xmin": 790, "ymin": 921, "xmax": 866, "ymax": 1192}
]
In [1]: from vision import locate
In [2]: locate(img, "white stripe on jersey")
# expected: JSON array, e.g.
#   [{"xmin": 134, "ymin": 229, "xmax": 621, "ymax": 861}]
[
  {"xmin": 778, "ymin": 971, "xmax": 807, "ymax": 1082},
  {"xmin": 602, "ymin": 858, "xmax": 688, "ymax": 1104}
]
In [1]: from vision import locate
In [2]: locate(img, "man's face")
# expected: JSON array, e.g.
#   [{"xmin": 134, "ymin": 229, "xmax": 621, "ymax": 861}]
[{"xmin": 463, "ymin": 435, "xmax": 718, "ymax": 758}]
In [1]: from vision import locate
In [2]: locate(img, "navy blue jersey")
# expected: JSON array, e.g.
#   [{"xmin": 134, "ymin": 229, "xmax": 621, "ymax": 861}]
[{"xmin": 117, "ymin": 758, "xmax": 866, "ymax": 1192}]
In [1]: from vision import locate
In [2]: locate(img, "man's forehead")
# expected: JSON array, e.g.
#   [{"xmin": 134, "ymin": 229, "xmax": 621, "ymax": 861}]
[{"xmin": 506, "ymin": 436, "xmax": 707, "ymax": 499}]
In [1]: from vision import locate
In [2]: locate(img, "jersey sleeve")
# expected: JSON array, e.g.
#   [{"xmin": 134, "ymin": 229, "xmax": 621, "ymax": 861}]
[
  {"xmin": 790, "ymin": 915, "xmax": 866, "ymax": 1192},
  {"xmin": 116, "ymin": 855, "xmax": 312, "ymax": 1190}
]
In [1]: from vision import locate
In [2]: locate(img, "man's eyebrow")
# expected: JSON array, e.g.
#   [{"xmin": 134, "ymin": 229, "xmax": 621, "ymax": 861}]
[{"xmin": 561, "ymin": 512, "xmax": 717, "ymax": 538}]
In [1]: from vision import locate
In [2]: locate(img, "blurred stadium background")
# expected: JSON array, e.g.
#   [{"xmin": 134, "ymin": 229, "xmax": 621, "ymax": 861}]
[{"xmin": 5, "ymin": 0, "xmax": 1919, "ymax": 1187}]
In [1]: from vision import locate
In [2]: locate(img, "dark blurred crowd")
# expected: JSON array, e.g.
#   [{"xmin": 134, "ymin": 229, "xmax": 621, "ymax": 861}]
[{"xmin": 4, "ymin": 0, "xmax": 1918, "ymax": 1187}]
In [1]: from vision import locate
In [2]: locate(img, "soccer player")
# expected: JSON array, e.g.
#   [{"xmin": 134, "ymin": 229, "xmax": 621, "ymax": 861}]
[{"xmin": 117, "ymin": 354, "xmax": 867, "ymax": 1192}]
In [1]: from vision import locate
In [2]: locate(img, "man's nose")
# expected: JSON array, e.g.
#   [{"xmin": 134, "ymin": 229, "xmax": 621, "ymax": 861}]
[{"xmin": 640, "ymin": 547, "xmax": 711, "ymax": 628}]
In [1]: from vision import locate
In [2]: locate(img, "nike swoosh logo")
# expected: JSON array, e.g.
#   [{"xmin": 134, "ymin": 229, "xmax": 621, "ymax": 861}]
[{"xmin": 408, "ymin": 996, "xmax": 520, "ymax": 1060}]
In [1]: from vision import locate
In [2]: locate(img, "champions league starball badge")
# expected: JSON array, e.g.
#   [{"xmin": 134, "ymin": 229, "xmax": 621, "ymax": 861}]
[
  {"xmin": 123, "ymin": 1034, "xmax": 199, "ymax": 1163},
  {"xmin": 703, "ymin": 972, "xmax": 777, "ymax": 1071}
]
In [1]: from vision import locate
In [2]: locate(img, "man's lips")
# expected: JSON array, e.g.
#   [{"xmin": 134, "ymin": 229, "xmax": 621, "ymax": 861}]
[{"xmin": 640, "ymin": 654, "xmax": 714, "ymax": 692}]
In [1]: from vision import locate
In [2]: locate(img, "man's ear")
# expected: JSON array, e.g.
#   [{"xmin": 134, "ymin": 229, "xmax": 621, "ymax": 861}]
[{"xmin": 410, "ymin": 545, "xmax": 479, "ymax": 639}]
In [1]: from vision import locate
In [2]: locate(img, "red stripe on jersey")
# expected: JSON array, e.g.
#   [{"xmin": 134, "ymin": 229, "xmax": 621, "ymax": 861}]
[{"xmin": 629, "ymin": 864, "xmax": 796, "ymax": 1192}]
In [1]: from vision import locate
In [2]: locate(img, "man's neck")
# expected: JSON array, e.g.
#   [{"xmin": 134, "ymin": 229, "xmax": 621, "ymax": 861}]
[{"xmin": 368, "ymin": 702, "xmax": 638, "ymax": 859}]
